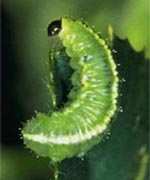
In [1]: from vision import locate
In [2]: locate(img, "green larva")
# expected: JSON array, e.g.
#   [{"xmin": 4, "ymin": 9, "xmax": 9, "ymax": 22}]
[{"xmin": 22, "ymin": 17, "xmax": 118, "ymax": 162}]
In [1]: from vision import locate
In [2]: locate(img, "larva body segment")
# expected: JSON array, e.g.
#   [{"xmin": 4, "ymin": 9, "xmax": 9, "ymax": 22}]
[{"xmin": 22, "ymin": 18, "xmax": 118, "ymax": 162}]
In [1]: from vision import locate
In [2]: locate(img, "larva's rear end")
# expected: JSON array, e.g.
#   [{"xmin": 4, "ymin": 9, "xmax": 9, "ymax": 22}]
[{"xmin": 22, "ymin": 17, "xmax": 118, "ymax": 162}]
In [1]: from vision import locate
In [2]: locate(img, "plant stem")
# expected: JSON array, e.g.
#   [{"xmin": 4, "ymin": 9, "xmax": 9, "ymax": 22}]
[
  {"xmin": 54, "ymin": 163, "xmax": 59, "ymax": 180},
  {"xmin": 50, "ymin": 162, "xmax": 59, "ymax": 180}
]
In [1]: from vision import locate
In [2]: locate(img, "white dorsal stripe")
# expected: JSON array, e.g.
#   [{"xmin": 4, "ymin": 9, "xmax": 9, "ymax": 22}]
[{"xmin": 23, "ymin": 123, "xmax": 107, "ymax": 145}]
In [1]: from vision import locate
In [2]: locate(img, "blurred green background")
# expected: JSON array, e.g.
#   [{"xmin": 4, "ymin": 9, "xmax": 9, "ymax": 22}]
[{"xmin": 1, "ymin": 0, "xmax": 149, "ymax": 180}]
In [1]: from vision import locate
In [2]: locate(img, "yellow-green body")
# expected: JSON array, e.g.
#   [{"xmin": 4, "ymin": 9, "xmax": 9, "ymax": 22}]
[{"xmin": 22, "ymin": 18, "xmax": 118, "ymax": 162}]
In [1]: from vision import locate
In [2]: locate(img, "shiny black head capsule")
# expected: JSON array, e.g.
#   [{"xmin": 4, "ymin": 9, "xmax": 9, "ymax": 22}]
[{"xmin": 47, "ymin": 20, "xmax": 62, "ymax": 36}]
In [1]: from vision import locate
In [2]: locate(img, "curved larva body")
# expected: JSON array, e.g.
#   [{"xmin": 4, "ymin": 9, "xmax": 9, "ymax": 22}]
[{"xmin": 22, "ymin": 18, "xmax": 118, "ymax": 162}]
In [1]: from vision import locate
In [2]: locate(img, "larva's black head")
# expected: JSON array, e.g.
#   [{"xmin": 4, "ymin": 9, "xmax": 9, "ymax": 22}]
[{"xmin": 47, "ymin": 20, "xmax": 62, "ymax": 36}]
